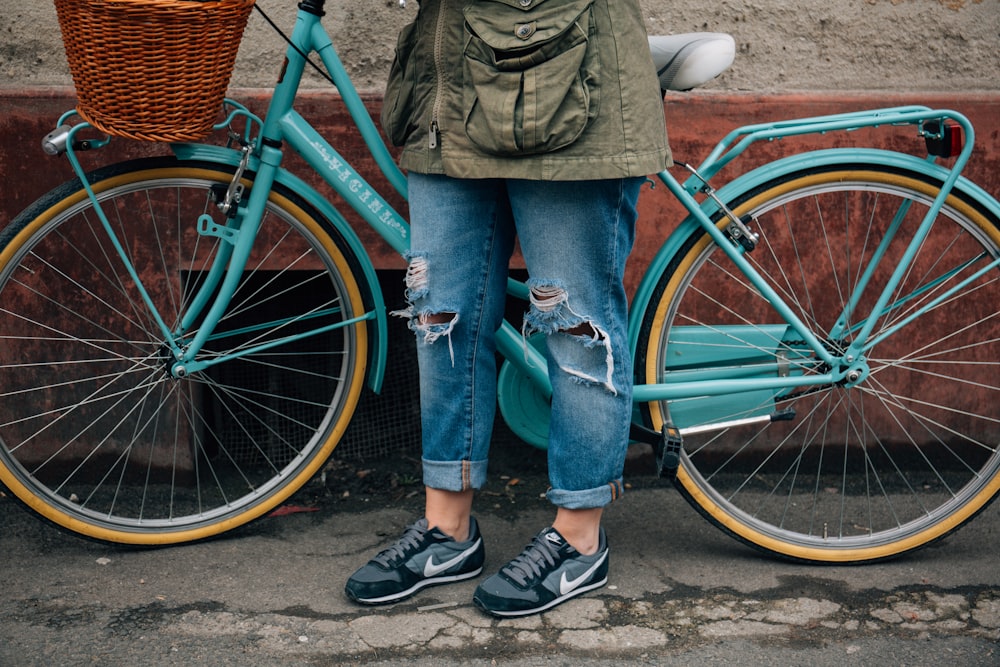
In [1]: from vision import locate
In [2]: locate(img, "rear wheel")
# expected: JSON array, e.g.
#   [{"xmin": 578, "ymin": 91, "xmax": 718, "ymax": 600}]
[
  {"xmin": 0, "ymin": 158, "xmax": 369, "ymax": 545},
  {"xmin": 636, "ymin": 164, "xmax": 1000, "ymax": 562}
]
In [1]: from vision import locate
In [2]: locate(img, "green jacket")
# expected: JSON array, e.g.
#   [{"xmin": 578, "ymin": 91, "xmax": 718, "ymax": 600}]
[{"xmin": 381, "ymin": 0, "xmax": 672, "ymax": 180}]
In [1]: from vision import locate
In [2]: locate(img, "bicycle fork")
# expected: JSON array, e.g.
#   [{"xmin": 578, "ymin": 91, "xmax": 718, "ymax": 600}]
[{"xmin": 50, "ymin": 117, "xmax": 369, "ymax": 379}]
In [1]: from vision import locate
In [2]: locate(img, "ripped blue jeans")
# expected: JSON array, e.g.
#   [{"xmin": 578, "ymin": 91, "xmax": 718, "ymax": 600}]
[{"xmin": 402, "ymin": 173, "xmax": 642, "ymax": 509}]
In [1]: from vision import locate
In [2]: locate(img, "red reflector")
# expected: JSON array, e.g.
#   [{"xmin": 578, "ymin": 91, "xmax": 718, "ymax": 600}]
[{"xmin": 924, "ymin": 120, "xmax": 964, "ymax": 158}]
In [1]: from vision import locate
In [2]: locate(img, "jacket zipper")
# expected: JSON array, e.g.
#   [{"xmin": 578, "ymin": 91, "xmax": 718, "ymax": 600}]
[
  {"xmin": 428, "ymin": 0, "xmax": 447, "ymax": 149},
  {"xmin": 429, "ymin": 120, "xmax": 439, "ymax": 149}
]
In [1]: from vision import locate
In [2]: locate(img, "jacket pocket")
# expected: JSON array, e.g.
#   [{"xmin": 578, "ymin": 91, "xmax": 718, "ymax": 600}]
[
  {"xmin": 381, "ymin": 19, "xmax": 420, "ymax": 147},
  {"xmin": 462, "ymin": 0, "xmax": 599, "ymax": 156}
]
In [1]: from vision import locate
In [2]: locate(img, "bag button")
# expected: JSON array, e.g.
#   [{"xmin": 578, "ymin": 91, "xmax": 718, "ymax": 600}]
[
  {"xmin": 514, "ymin": 23, "xmax": 536, "ymax": 40},
  {"xmin": 519, "ymin": 0, "xmax": 532, "ymax": 6}
]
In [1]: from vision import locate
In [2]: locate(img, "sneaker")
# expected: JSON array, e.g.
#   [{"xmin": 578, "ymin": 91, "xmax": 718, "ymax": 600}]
[
  {"xmin": 472, "ymin": 527, "xmax": 608, "ymax": 617},
  {"xmin": 344, "ymin": 517, "xmax": 485, "ymax": 605}
]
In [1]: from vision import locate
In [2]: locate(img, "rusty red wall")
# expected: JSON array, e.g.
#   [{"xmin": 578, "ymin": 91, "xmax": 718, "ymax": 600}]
[{"xmin": 2, "ymin": 88, "xmax": 998, "ymax": 298}]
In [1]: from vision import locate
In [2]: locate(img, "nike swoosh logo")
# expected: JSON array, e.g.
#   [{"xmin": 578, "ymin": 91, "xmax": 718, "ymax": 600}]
[
  {"xmin": 558, "ymin": 551, "xmax": 607, "ymax": 596},
  {"xmin": 423, "ymin": 539, "xmax": 482, "ymax": 578}
]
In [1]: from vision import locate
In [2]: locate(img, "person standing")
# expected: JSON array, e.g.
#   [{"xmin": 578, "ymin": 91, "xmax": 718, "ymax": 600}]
[{"xmin": 345, "ymin": 0, "xmax": 670, "ymax": 617}]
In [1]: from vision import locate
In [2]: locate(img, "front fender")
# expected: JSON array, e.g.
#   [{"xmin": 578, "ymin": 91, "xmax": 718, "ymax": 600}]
[{"xmin": 170, "ymin": 142, "xmax": 388, "ymax": 393}]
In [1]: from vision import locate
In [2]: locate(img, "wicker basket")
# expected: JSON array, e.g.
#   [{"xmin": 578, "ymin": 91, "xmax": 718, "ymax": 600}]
[{"xmin": 54, "ymin": 0, "xmax": 256, "ymax": 142}]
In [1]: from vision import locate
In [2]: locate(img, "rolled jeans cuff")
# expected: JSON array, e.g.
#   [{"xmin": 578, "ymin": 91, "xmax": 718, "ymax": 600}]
[
  {"xmin": 422, "ymin": 458, "xmax": 489, "ymax": 492},
  {"xmin": 546, "ymin": 478, "xmax": 625, "ymax": 509}
]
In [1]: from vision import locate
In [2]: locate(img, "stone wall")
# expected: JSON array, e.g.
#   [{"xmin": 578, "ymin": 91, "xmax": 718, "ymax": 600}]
[{"xmin": 1, "ymin": 0, "xmax": 998, "ymax": 93}]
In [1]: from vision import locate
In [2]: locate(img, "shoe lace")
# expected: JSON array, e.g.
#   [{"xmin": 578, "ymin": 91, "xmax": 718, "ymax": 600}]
[
  {"xmin": 502, "ymin": 532, "xmax": 561, "ymax": 587},
  {"xmin": 373, "ymin": 520, "xmax": 429, "ymax": 567}
]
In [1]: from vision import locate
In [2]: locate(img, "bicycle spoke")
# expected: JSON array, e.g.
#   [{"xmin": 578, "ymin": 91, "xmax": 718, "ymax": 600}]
[{"xmin": 642, "ymin": 165, "xmax": 1000, "ymax": 561}]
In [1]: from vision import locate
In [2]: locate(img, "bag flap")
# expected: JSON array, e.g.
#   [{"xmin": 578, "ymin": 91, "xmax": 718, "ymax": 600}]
[{"xmin": 464, "ymin": 0, "xmax": 594, "ymax": 52}]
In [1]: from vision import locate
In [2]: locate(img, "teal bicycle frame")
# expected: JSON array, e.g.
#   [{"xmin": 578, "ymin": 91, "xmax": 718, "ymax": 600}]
[{"xmin": 55, "ymin": 5, "xmax": 999, "ymax": 434}]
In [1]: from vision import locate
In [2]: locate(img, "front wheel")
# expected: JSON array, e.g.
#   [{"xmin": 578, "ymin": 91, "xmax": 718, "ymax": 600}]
[
  {"xmin": 636, "ymin": 162, "xmax": 1000, "ymax": 563},
  {"xmin": 0, "ymin": 158, "xmax": 370, "ymax": 545}
]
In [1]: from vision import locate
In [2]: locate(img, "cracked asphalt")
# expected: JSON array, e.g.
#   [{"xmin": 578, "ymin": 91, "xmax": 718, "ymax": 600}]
[{"xmin": 2, "ymin": 449, "xmax": 998, "ymax": 666}]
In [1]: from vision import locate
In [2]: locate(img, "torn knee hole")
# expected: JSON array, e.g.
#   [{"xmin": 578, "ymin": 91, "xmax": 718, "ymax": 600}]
[
  {"xmin": 411, "ymin": 310, "xmax": 458, "ymax": 365},
  {"xmin": 562, "ymin": 322, "xmax": 600, "ymax": 338},
  {"xmin": 524, "ymin": 283, "xmax": 591, "ymax": 339},
  {"xmin": 530, "ymin": 285, "xmax": 585, "ymax": 330},
  {"xmin": 419, "ymin": 312, "xmax": 457, "ymax": 326}
]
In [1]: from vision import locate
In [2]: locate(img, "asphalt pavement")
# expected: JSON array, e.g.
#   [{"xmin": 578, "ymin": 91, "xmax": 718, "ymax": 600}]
[{"xmin": 1, "ymin": 444, "xmax": 998, "ymax": 667}]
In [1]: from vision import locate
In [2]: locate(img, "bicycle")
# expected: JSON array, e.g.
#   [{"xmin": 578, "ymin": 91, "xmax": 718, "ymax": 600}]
[{"xmin": 1, "ymin": 0, "xmax": 999, "ymax": 565}]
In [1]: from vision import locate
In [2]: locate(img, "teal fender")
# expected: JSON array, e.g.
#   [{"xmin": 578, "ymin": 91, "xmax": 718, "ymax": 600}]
[{"xmin": 171, "ymin": 142, "xmax": 389, "ymax": 393}]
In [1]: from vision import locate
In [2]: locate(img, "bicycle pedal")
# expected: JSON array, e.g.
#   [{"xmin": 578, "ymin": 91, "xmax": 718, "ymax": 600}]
[{"xmin": 655, "ymin": 422, "xmax": 683, "ymax": 478}]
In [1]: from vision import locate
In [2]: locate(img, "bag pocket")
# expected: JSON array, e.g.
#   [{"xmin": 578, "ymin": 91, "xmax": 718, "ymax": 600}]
[
  {"xmin": 463, "ymin": 0, "xmax": 599, "ymax": 156},
  {"xmin": 381, "ymin": 19, "xmax": 420, "ymax": 147}
]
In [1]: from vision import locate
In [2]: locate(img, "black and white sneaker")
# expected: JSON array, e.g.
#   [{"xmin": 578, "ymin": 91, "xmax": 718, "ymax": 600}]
[
  {"xmin": 344, "ymin": 517, "xmax": 485, "ymax": 605},
  {"xmin": 472, "ymin": 527, "xmax": 608, "ymax": 617}
]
